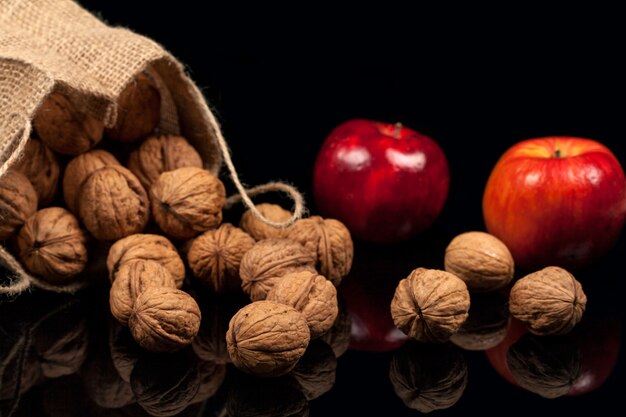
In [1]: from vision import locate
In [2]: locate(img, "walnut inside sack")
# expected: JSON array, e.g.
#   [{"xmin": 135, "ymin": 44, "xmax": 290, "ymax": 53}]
[
  {"xmin": 13, "ymin": 138, "xmax": 60, "ymax": 206},
  {"xmin": 239, "ymin": 238, "xmax": 316, "ymax": 301},
  {"xmin": 226, "ymin": 300, "xmax": 310, "ymax": 377},
  {"xmin": 285, "ymin": 216, "xmax": 353, "ymax": 286},
  {"xmin": 509, "ymin": 266, "xmax": 586, "ymax": 335},
  {"xmin": 127, "ymin": 134, "xmax": 203, "ymax": 191},
  {"xmin": 150, "ymin": 167, "xmax": 225, "ymax": 240},
  {"xmin": 0, "ymin": 170, "xmax": 38, "ymax": 240},
  {"xmin": 239, "ymin": 203, "xmax": 293, "ymax": 241},
  {"xmin": 390, "ymin": 268, "xmax": 470, "ymax": 343},
  {"xmin": 78, "ymin": 165, "xmax": 149, "ymax": 241},
  {"xmin": 187, "ymin": 223, "xmax": 255, "ymax": 293},
  {"xmin": 17, "ymin": 207, "xmax": 87, "ymax": 284}
]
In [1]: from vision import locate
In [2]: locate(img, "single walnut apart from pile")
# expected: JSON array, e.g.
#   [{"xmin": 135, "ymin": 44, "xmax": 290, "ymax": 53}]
[
  {"xmin": 129, "ymin": 286, "xmax": 201, "ymax": 352},
  {"xmin": 128, "ymin": 135, "xmax": 203, "ymax": 190},
  {"xmin": 63, "ymin": 150, "xmax": 120, "ymax": 213},
  {"xmin": 267, "ymin": 270, "xmax": 338, "ymax": 338},
  {"xmin": 107, "ymin": 72, "xmax": 161, "ymax": 142},
  {"xmin": 107, "ymin": 233, "xmax": 185, "ymax": 288},
  {"xmin": 187, "ymin": 223, "xmax": 255, "ymax": 293},
  {"xmin": 239, "ymin": 238, "xmax": 316, "ymax": 301},
  {"xmin": 33, "ymin": 91, "xmax": 104, "ymax": 155},
  {"xmin": 0, "ymin": 171, "xmax": 38, "ymax": 240},
  {"xmin": 13, "ymin": 138, "xmax": 60, "ymax": 206},
  {"xmin": 17, "ymin": 207, "xmax": 87, "ymax": 284},
  {"xmin": 444, "ymin": 231, "xmax": 514, "ymax": 292},
  {"xmin": 239, "ymin": 203, "xmax": 293, "ymax": 241},
  {"xmin": 227, "ymin": 301, "xmax": 310, "ymax": 377},
  {"xmin": 509, "ymin": 266, "xmax": 586, "ymax": 335},
  {"xmin": 78, "ymin": 165, "xmax": 149, "ymax": 241},
  {"xmin": 109, "ymin": 260, "xmax": 177, "ymax": 325},
  {"xmin": 286, "ymin": 216, "xmax": 353, "ymax": 286},
  {"xmin": 391, "ymin": 268, "xmax": 470, "ymax": 343},
  {"xmin": 150, "ymin": 167, "xmax": 225, "ymax": 240}
]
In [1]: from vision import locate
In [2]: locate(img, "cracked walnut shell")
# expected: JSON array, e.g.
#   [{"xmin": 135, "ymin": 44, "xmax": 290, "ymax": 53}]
[
  {"xmin": 444, "ymin": 231, "xmax": 514, "ymax": 292},
  {"xmin": 107, "ymin": 233, "xmax": 185, "ymax": 288},
  {"xmin": 13, "ymin": 138, "xmax": 60, "ymax": 206},
  {"xmin": 509, "ymin": 266, "xmax": 586, "ymax": 335},
  {"xmin": 17, "ymin": 207, "xmax": 87, "ymax": 284},
  {"xmin": 150, "ymin": 167, "xmax": 225, "ymax": 240},
  {"xmin": 0, "ymin": 170, "xmax": 38, "ymax": 240},
  {"xmin": 109, "ymin": 260, "xmax": 177, "ymax": 325},
  {"xmin": 267, "ymin": 270, "xmax": 338, "ymax": 339},
  {"xmin": 187, "ymin": 223, "xmax": 255, "ymax": 293},
  {"xmin": 128, "ymin": 135, "xmax": 203, "ymax": 191},
  {"xmin": 239, "ymin": 203, "xmax": 293, "ymax": 241},
  {"xmin": 63, "ymin": 150, "xmax": 121, "ymax": 213},
  {"xmin": 129, "ymin": 286, "xmax": 201, "ymax": 352},
  {"xmin": 391, "ymin": 268, "xmax": 470, "ymax": 343},
  {"xmin": 239, "ymin": 239, "xmax": 316, "ymax": 301},
  {"xmin": 226, "ymin": 300, "xmax": 310, "ymax": 377},
  {"xmin": 78, "ymin": 165, "xmax": 149, "ymax": 241},
  {"xmin": 285, "ymin": 216, "xmax": 353, "ymax": 286}
]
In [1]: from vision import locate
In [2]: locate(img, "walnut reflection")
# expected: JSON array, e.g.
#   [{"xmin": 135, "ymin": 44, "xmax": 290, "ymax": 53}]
[
  {"xmin": 291, "ymin": 339, "xmax": 337, "ymax": 400},
  {"xmin": 389, "ymin": 341, "xmax": 468, "ymax": 413},
  {"xmin": 450, "ymin": 292, "xmax": 509, "ymax": 351},
  {"xmin": 508, "ymin": 333, "xmax": 582, "ymax": 399}
]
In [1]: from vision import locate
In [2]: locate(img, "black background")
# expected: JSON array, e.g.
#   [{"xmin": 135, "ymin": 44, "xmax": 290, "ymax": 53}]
[{"xmin": 14, "ymin": 2, "xmax": 626, "ymax": 415}]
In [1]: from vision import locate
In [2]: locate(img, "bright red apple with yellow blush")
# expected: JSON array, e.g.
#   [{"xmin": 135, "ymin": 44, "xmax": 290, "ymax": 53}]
[{"xmin": 483, "ymin": 137, "xmax": 626, "ymax": 270}]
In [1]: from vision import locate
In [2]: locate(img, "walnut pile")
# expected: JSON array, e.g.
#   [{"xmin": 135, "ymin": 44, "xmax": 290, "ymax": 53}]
[
  {"xmin": 150, "ymin": 167, "xmax": 225, "ymax": 239},
  {"xmin": 391, "ymin": 268, "xmax": 470, "ymax": 343},
  {"xmin": 187, "ymin": 223, "xmax": 255, "ymax": 293},
  {"xmin": 226, "ymin": 300, "xmax": 310, "ymax": 377},
  {"xmin": 239, "ymin": 203, "xmax": 293, "ymax": 240},
  {"xmin": 239, "ymin": 238, "xmax": 316, "ymax": 301},
  {"xmin": 444, "ymin": 231, "xmax": 514, "ymax": 291},
  {"xmin": 128, "ymin": 134, "xmax": 203, "ymax": 190},
  {"xmin": 509, "ymin": 266, "xmax": 586, "ymax": 335},
  {"xmin": 0, "ymin": 170, "xmax": 38, "ymax": 240},
  {"xmin": 267, "ymin": 270, "xmax": 338, "ymax": 338},
  {"xmin": 17, "ymin": 207, "xmax": 88, "ymax": 284},
  {"xmin": 13, "ymin": 137, "xmax": 60, "ymax": 206},
  {"xmin": 63, "ymin": 150, "xmax": 120, "ymax": 213},
  {"xmin": 286, "ymin": 216, "xmax": 353, "ymax": 286}
]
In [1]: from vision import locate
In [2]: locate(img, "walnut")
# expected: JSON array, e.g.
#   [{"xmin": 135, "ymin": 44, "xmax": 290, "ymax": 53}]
[
  {"xmin": 239, "ymin": 239, "xmax": 316, "ymax": 301},
  {"xmin": 509, "ymin": 266, "xmax": 586, "ymax": 335},
  {"xmin": 128, "ymin": 135, "xmax": 203, "ymax": 191},
  {"xmin": 444, "ymin": 231, "xmax": 515, "ymax": 292},
  {"xmin": 319, "ymin": 295, "xmax": 351, "ymax": 358},
  {"xmin": 226, "ymin": 301, "xmax": 310, "ymax": 377},
  {"xmin": 107, "ymin": 73, "xmax": 161, "ymax": 142},
  {"xmin": 129, "ymin": 286, "xmax": 201, "ymax": 352},
  {"xmin": 107, "ymin": 233, "xmax": 185, "ymax": 288},
  {"xmin": 390, "ymin": 268, "xmax": 470, "ymax": 343},
  {"xmin": 150, "ymin": 167, "xmax": 225, "ymax": 240},
  {"xmin": 239, "ymin": 203, "xmax": 293, "ymax": 240},
  {"xmin": 267, "ymin": 270, "xmax": 338, "ymax": 339},
  {"xmin": 450, "ymin": 292, "xmax": 509, "ymax": 351},
  {"xmin": 187, "ymin": 223, "xmax": 255, "ymax": 293},
  {"xmin": 507, "ymin": 333, "xmax": 581, "ymax": 399},
  {"xmin": 130, "ymin": 351, "xmax": 200, "ymax": 416},
  {"xmin": 291, "ymin": 339, "xmax": 337, "ymax": 400},
  {"xmin": 33, "ymin": 91, "xmax": 104, "ymax": 155},
  {"xmin": 78, "ymin": 165, "xmax": 149, "ymax": 241},
  {"xmin": 285, "ymin": 216, "xmax": 353, "ymax": 286},
  {"xmin": 0, "ymin": 170, "xmax": 38, "ymax": 239},
  {"xmin": 389, "ymin": 341, "xmax": 468, "ymax": 413},
  {"xmin": 63, "ymin": 149, "xmax": 121, "ymax": 213},
  {"xmin": 17, "ymin": 207, "xmax": 88, "ymax": 284},
  {"xmin": 190, "ymin": 360, "xmax": 227, "ymax": 404},
  {"xmin": 109, "ymin": 260, "xmax": 177, "ymax": 325},
  {"xmin": 13, "ymin": 138, "xmax": 60, "ymax": 206}
]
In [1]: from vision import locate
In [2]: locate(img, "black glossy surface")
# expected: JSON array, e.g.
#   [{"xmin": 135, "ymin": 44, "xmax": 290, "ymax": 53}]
[{"xmin": 2, "ymin": 2, "xmax": 625, "ymax": 415}]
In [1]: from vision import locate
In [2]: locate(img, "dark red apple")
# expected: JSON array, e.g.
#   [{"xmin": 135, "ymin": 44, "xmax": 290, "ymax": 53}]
[
  {"xmin": 483, "ymin": 137, "xmax": 626, "ymax": 270},
  {"xmin": 314, "ymin": 119, "xmax": 449, "ymax": 243}
]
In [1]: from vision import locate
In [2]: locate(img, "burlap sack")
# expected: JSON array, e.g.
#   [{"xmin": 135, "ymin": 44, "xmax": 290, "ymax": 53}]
[{"xmin": 0, "ymin": 0, "xmax": 304, "ymax": 295}]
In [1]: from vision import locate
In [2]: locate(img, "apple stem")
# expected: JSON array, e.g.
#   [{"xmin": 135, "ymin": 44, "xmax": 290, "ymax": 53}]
[
  {"xmin": 393, "ymin": 122, "xmax": 403, "ymax": 139},
  {"xmin": 554, "ymin": 149, "xmax": 561, "ymax": 158}
]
